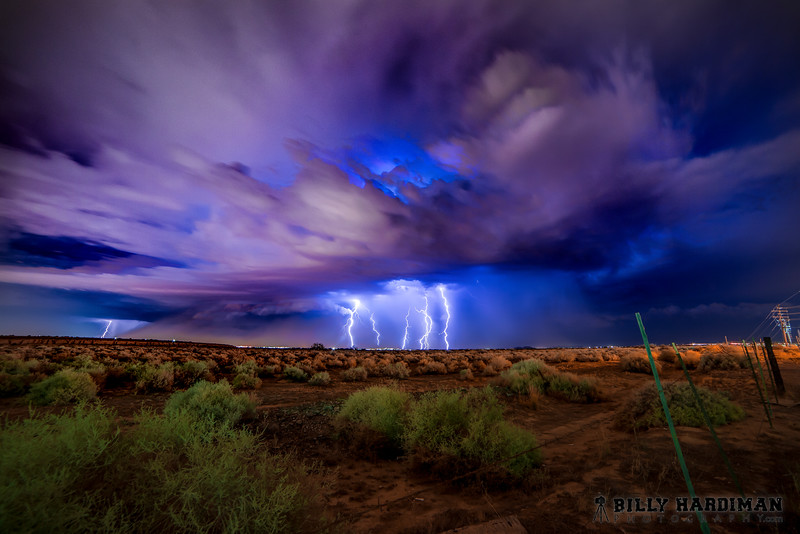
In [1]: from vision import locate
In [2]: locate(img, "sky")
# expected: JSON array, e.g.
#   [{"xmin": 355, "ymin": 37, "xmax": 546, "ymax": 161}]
[{"xmin": 1, "ymin": 0, "xmax": 799, "ymax": 348}]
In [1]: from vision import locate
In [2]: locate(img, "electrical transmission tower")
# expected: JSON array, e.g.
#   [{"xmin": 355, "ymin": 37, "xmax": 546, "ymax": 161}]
[{"xmin": 771, "ymin": 306, "xmax": 792, "ymax": 345}]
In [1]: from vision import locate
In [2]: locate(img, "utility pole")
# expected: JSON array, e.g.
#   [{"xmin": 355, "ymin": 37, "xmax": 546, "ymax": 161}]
[{"xmin": 771, "ymin": 306, "xmax": 791, "ymax": 345}]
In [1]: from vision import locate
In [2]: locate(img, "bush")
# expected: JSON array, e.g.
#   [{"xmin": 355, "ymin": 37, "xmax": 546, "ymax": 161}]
[
  {"xmin": 338, "ymin": 386, "xmax": 409, "ymax": 443},
  {"xmin": 380, "ymin": 362, "xmax": 410, "ymax": 379},
  {"xmin": 127, "ymin": 362, "xmax": 175, "ymax": 392},
  {"xmin": 697, "ymin": 352, "xmax": 746, "ymax": 372},
  {"xmin": 342, "ymin": 366, "xmax": 368, "ymax": 382},
  {"xmin": 338, "ymin": 386, "xmax": 542, "ymax": 478},
  {"xmin": 617, "ymin": 382, "xmax": 746, "ymax": 431},
  {"xmin": 309, "ymin": 372, "xmax": 331, "ymax": 386},
  {"xmin": 657, "ymin": 346, "xmax": 676, "ymax": 364},
  {"xmin": 164, "ymin": 380, "xmax": 256, "ymax": 427},
  {"xmin": 496, "ymin": 359, "xmax": 601, "ymax": 403},
  {"xmin": 676, "ymin": 350, "xmax": 701, "ymax": 370},
  {"xmin": 283, "ymin": 366, "xmax": 309, "ymax": 382},
  {"xmin": 175, "ymin": 360, "xmax": 210, "ymax": 387},
  {"xmin": 232, "ymin": 373, "xmax": 262, "ymax": 389},
  {"xmin": 620, "ymin": 355, "xmax": 659, "ymax": 374},
  {"xmin": 0, "ymin": 403, "xmax": 331, "ymax": 533},
  {"xmin": 418, "ymin": 361, "xmax": 447, "ymax": 375},
  {"xmin": 0, "ymin": 404, "xmax": 117, "ymax": 533},
  {"xmin": 404, "ymin": 387, "xmax": 541, "ymax": 477},
  {"xmin": 28, "ymin": 370, "xmax": 97, "ymax": 406}
]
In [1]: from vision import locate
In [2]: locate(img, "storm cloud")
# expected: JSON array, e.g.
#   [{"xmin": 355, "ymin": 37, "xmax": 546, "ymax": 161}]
[{"xmin": 1, "ymin": 0, "xmax": 799, "ymax": 346}]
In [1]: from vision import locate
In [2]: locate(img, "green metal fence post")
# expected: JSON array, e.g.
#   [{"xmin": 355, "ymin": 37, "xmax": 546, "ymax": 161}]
[{"xmin": 636, "ymin": 314, "xmax": 709, "ymax": 533}]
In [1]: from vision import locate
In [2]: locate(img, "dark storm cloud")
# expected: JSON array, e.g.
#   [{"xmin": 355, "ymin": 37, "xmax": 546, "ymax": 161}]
[{"xmin": 1, "ymin": 0, "xmax": 798, "ymax": 343}]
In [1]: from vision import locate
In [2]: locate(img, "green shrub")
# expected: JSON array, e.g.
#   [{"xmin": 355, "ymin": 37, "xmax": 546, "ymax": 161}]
[
  {"xmin": 232, "ymin": 373, "xmax": 262, "ymax": 389},
  {"xmin": 342, "ymin": 366, "xmax": 368, "ymax": 382},
  {"xmin": 698, "ymin": 352, "xmax": 746, "ymax": 372},
  {"xmin": 497, "ymin": 359, "xmax": 600, "ymax": 403},
  {"xmin": 0, "ymin": 404, "xmax": 117, "ymax": 533},
  {"xmin": 283, "ymin": 366, "xmax": 308, "ymax": 382},
  {"xmin": 0, "ymin": 404, "xmax": 331, "ymax": 533},
  {"xmin": 404, "ymin": 387, "xmax": 541, "ymax": 477},
  {"xmin": 175, "ymin": 360, "xmax": 209, "ymax": 386},
  {"xmin": 164, "ymin": 380, "xmax": 256, "ymax": 427},
  {"xmin": 618, "ymin": 382, "xmax": 746, "ymax": 431},
  {"xmin": 338, "ymin": 386, "xmax": 409, "ymax": 443},
  {"xmin": 309, "ymin": 372, "xmax": 331, "ymax": 386},
  {"xmin": 28, "ymin": 369, "xmax": 97, "ymax": 406},
  {"xmin": 127, "ymin": 362, "xmax": 175, "ymax": 392}
]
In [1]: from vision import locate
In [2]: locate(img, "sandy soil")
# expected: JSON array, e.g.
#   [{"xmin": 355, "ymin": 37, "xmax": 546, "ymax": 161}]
[{"xmin": 1, "ymin": 338, "xmax": 799, "ymax": 533}]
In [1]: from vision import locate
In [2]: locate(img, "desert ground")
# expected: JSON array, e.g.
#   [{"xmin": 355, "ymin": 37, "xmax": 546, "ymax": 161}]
[{"xmin": 1, "ymin": 336, "xmax": 799, "ymax": 533}]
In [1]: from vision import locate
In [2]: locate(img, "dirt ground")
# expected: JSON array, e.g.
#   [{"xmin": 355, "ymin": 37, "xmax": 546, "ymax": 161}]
[{"xmin": 2, "ymin": 338, "xmax": 799, "ymax": 533}]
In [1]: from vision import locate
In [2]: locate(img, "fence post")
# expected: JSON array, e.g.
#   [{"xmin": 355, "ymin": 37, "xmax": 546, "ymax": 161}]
[{"xmin": 762, "ymin": 337, "xmax": 786, "ymax": 395}]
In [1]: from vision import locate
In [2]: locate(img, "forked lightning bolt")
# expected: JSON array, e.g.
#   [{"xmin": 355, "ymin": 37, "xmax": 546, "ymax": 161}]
[
  {"xmin": 417, "ymin": 295, "xmax": 433, "ymax": 349},
  {"xmin": 343, "ymin": 300, "xmax": 360, "ymax": 348},
  {"xmin": 438, "ymin": 285, "xmax": 450, "ymax": 350},
  {"xmin": 370, "ymin": 313, "xmax": 381, "ymax": 346},
  {"xmin": 402, "ymin": 308, "xmax": 411, "ymax": 350},
  {"xmin": 101, "ymin": 320, "xmax": 112, "ymax": 339}
]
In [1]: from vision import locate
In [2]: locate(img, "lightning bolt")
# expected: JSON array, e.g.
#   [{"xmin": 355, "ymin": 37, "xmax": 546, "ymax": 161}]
[
  {"xmin": 101, "ymin": 320, "xmax": 112, "ymax": 339},
  {"xmin": 417, "ymin": 295, "xmax": 433, "ymax": 350},
  {"xmin": 402, "ymin": 307, "xmax": 411, "ymax": 350},
  {"xmin": 370, "ymin": 313, "xmax": 381, "ymax": 346},
  {"xmin": 343, "ymin": 299, "xmax": 360, "ymax": 348},
  {"xmin": 438, "ymin": 285, "xmax": 450, "ymax": 350}
]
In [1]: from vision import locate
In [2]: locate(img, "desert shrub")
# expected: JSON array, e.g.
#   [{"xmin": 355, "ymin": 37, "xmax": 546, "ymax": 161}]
[
  {"xmin": 381, "ymin": 362, "xmax": 410, "ymax": 379},
  {"xmin": 617, "ymin": 382, "xmax": 746, "ymax": 431},
  {"xmin": 127, "ymin": 362, "xmax": 176, "ymax": 392},
  {"xmin": 546, "ymin": 372, "xmax": 601, "ymax": 402},
  {"xmin": 620, "ymin": 355, "xmax": 659, "ymax": 374},
  {"xmin": 657, "ymin": 346, "xmax": 676, "ymax": 364},
  {"xmin": 175, "ymin": 360, "xmax": 210, "ymax": 387},
  {"xmin": 0, "ymin": 404, "xmax": 117, "ymax": 533},
  {"xmin": 232, "ymin": 359, "xmax": 262, "ymax": 389},
  {"xmin": 338, "ymin": 386, "xmax": 409, "ymax": 443},
  {"xmin": 459, "ymin": 369, "xmax": 474, "ymax": 381},
  {"xmin": 418, "ymin": 361, "xmax": 447, "ymax": 375},
  {"xmin": 309, "ymin": 372, "xmax": 331, "ymax": 386},
  {"xmin": 697, "ymin": 352, "xmax": 746, "ymax": 372},
  {"xmin": 342, "ymin": 366, "xmax": 368, "ymax": 382},
  {"xmin": 404, "ymin": 387, "xmax": 541, "ymax": 477},
  {"xmin": 0, "ymin": 403, "xmax": 330, "ymax": 533},
  {"xmin": 283, "ymin": 366, "xmax": 308, "ymax": 382},
  {"xmin": 675, "ymin": 350, "xmax": 701, "ymax": 370},
  {"xmin": 164, "ymin": 380, "xmax": 255, "ymax": 427},
  {"xmin": 28, "ymin": 370, "xmax": 97, "ymax": 406},
  {"xmin": 496, "ymin": 359, "xmax": 601, "ymax": 403},
  {"xmin": 232, "ymin": 373, "xmax": 262, "ymax": 389},
  {"xmin": 486, "ymin": 356, "xmax": 512, "ymax": 373}
]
